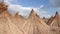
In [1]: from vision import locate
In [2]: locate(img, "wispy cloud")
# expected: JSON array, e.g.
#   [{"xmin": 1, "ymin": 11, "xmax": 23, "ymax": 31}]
[{"xmin": 4, "ymin": 0, "xmax": 49, "ymax": 18}]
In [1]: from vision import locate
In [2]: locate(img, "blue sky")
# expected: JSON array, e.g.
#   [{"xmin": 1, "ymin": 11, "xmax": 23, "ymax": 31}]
[
  {"xmin": 4, "ymin": 0, "xmax": 60, "ymax": 18},
  {"xmin": 10, "ymin": 0, "xmax": 50, "ymax": 7}
]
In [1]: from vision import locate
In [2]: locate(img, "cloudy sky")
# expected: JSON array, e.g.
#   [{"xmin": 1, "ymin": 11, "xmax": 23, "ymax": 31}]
[{"xmin": 3, "ymin": 0, "xmax": 60, "ymax": 18}]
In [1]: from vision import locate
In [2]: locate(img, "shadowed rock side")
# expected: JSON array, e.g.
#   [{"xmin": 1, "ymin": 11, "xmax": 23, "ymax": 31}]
[
  {"xmin": 49, "ymin": 12, "xmax": 60, "ymax": 34},
  {"xmin": 47, "ymin": 16, "xmax": 54, "ymax": 25},
  {"xmin": 46, "ymin": 12, "xmax": 60, "ymax": 34},
  {"xmin": 50, "ymin": 12, "xmax": 60, "ymax": 27},
  {"xmin": 42, "ymin": 17, "xmax": 48, "ymax": 23},
  {"xmin": 21, "ymin": 9, "xmax": 55, "ymax": 34},
  {"xmin": 42, "ymin": 19, "xmax": 48, "ymax": 23}
]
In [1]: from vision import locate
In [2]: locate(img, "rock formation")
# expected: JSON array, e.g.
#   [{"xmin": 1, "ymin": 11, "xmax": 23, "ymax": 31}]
[
  {"xmin": 0, "ymin": 1, "xmax": 23, "ymax": 34},
  {"xmin": 47, "ymin": 16, "xmax": 54, "ymax": 25},
  {"xmin": 21, "ymin": 9, "xmax": 55, "ymax": 34},
  {"xmin": 15, "ymin": 12, "xmax": 25, "ymax": 26},
  {"xmin": 42, "ymin": 17, "xmax": 48, "ymax": 23},
  {"xmin": 50, "ymin": 12, "xmax": 60, "ymax": 27},
  {"xmin": 0, "ymin": 1, "xmax": 60, "ymax": 34}
]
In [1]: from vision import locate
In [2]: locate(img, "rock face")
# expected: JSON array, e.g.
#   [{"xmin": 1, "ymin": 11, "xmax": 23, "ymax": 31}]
[
  {"xmin": 0, "ymin": 1, "xmax": 60, "ymax": 34},
  {"xmin": 15, "ymin": 12, "xmax": 25, "ymax": 27},
  {"xmin": 0, "ymin": 17, "xmax": 23, "ymax": 34},
  {"xmin": 21, "ymin": 9, "xmax": 55, "ymax": 34},
  {"xmin": 50, "ymin": 12, "xmax": 60, "ymax": 27},
  {"xmin": 0, "ymin": 2, "xmax": 23, "ymax": 34},
  {"xmin": 42, "ymin": 18, "xmax": 48, "ymax": 23},
  {"xmin": 47, "ymin": 16, "xmax": 54, "ymax": 25},
  {"xmin": 46, "ymin": 13, "xmax": 60, "ymax": 34}
]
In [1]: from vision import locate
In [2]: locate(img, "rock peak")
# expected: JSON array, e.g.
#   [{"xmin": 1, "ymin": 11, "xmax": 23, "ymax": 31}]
[
  {"xmin": 30, "ymin": 9, "xmax": 35, "ymax": 16},
  {"xmin": 30, "ymin": 9, "xmax": 34, "ymax": 14},
  {"xmin": 36, "ymin": 13, "xmax": 40, "ymax": 18},
  {"xmin": 15, "ymin": 12, "xmax": 19, "ymax": 17},
  {"xmin": 56, "ymin": 11, "xmax": 58, "ymax": 15},
  {"xmin": 0, "ymin": 1, "xmax": 8, "ymax": 14},
  {"xmin": 54, "ymin": 11, "xmax": 59, "ymax": 18},
  {"xmin": 28, "ymin": 9, "xmax": 35, "ymax": 18},
  {"xmin": 19, "ymin": 15, "xmax": 24, "ymax": 19},
  {"xmin": 50, "ymin": 11, "xmax": 60, "ymax": 27}
]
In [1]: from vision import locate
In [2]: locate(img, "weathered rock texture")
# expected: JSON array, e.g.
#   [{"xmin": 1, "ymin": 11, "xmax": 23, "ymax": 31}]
[
  {"xmin": 50, "ymin": 12, "xmax": 60, "ymax": 27},
  {"xmin": 47, "ymin": 16, "xmax": 54, "ymax": 25},
  {"xmin": 0, "ymin": 1, "xmax": 60, "ymax": 34},
  {"xmin": 42, "ymin": 18, "xmax": 48, "ymax": 23},
  {"xmin": 19, "ymin": 9, "xmax": 55, "ymax": 34}
]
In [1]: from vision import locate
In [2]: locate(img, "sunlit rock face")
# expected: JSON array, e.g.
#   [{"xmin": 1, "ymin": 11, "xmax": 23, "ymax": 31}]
[
  {"xmin": 21, "ymin": 9, "xmax": 55, "ymax": 34},
  {"xmin": 0, "ymin": 1, "xmax": 60, "ymax": 34},
  {"xmin": 0, "ymin": 2, "xmax": 24, "ymax": 34},
  {"xmin": 50, "ymin": 12, "xmax": 60, "ymax": 27},
  {"xmin": 48, "ymin": 12, "xmax": 60, "ymax": 34},
  {"xmin": 15, "ymin": 12, "xmax": 25, "ymax": 27}
]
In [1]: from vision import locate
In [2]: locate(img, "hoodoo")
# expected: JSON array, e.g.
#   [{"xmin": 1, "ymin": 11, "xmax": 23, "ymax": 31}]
[
  {"xmin": 49, "ymin": 12, "xmax": 60, "ymax": 34},
  {"xmin": 21, "ymin": 9, "xmax": 54, "ymax": 34},
  {"xmin": 28, "ymin": 9, "xmax": 35, "ymax": 18},
  {"xmin": 50, "ymin": 11, "xmax": 60, "ymax": 27},
  {"xmin": 0, "ymin": 0, "xmax": 60, "ymax": 34},
  {"xmin": 0, "ymin": 0, "xmax": 8, "ymax": 13},
  {"xmin": 0, "ymin": 0, "xmax": 12, "ymax": 18},
  {"xmin": 15, "ymin": 12, "xmax": 25, "ymax": 26},
  {"xmin": 47, "ymin": 16, "xmax": 54, "ymax": 25},
  {"xmin": 0, "ymin": 0, "xmax": 23, "ymax": 34}
]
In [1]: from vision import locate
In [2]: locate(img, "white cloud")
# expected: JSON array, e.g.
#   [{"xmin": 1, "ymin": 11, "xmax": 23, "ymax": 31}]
[
  {"xmin": 4, "ymin": 0, "xmax": 49, "ymax": 18},
  {"xmin": 4, "ymin": 0, "xmax": 13, "ymax": 5},
  {"xmin": 8, "ymin": 4, "xmax": 32, "ymax": 16},
  {"xmin": 40, "ymin": 5, "xmax": 44, "ymax": 8},
  {"xmin": 33, "ymin": 5, "xmax": 48, "ymax": 18}
]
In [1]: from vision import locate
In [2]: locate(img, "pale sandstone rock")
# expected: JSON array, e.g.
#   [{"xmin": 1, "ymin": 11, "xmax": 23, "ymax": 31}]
[
  {"xmin": 0, "ymin": 1, "xmax": 60, "ymax": 34},
  {"xmin": 50, "ymin": 12, "xmax": 60, "ymax": 27}
]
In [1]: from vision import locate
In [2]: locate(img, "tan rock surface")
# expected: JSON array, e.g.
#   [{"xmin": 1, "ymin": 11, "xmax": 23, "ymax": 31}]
[
  {"xmin": 21, "ymin": 9, "xmax": 55, "ymax": 34},
  {"xmin": 50, "ymin": 12, "xmax": 60, "ymax": 27},
  {"xmin": 47, "ymin": 16, "xmax": 54, "ymax": 25},
  {"xmin": 0, "ymin": 1, "xmax": 60, "ymax": 34}
]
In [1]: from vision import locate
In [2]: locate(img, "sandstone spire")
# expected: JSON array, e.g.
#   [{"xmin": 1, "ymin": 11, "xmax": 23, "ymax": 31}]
[
  {"xmin": 50, "ymin": 11, "xmax": 60, "ymax": 27},
  {"xmin": 0, "ymin": 2, "xmax": 24, "ymax": 34},
  {"xmin": 0, "ymin": 0, "xmax": 12, "ymax": 18},
  {"xmin": 21, "ymin": 9, "xmax": 54, "ymax": 34},
  {"xmin": 15, "ymin": 12, "xmax": 19, "ymax": 17},
  {"xmin": 15, "ymin": 12, "xmax": 24, "ymax": 19},
  {"xmin": 15, "ymin": 12, "xmax": 25, "ymax": 27},
  {"xmin": 0, "ymin": 1, "xmax": 59, "ymax": 34},
  {"xmin": 36, "ymin": 13, "xmax": 40, "ymax": 18},
  {"xmin": 0, "ymin": 0, "xmax": 8, "ymax": 14},
  {"xmin": 47, "ymin": 16, "xmax": 54, "ymax": 25},
  {"xmin": 30, "ymin": 9, "xmax": 34, "ymax": 14},
  {"xmin": 54, "ymin": 11, "xmax": 59, "ymax": 18},
  {"xmin": 28, "ymin": 9, "xmax": 35, "ymax": 18}
]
